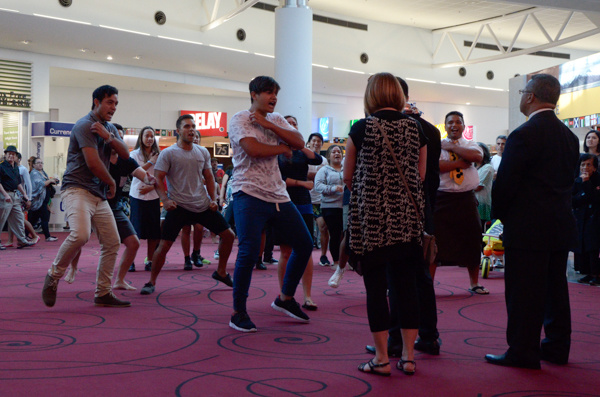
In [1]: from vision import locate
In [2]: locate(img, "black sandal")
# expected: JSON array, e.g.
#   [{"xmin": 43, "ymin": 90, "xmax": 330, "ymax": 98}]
[
  {"xmin": 358, "ymin": 358, "xmax": 391, "ymax": 377},
  {"xmin": 397, "ymin": 359, "xmax": 417, "ymax": 375}
]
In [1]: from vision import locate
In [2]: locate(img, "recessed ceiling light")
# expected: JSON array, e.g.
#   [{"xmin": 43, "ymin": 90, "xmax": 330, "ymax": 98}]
[
  {"xmin": 133, "ymin": 55, "xmax": 141, "ymax": 60},
  {"xmin": 33, "ymin": 13, "xmax": 91, "ymax": 25},
  {"xmin": 79, "ymin": 48, "xmax": 89, "ymax": 52},
  {"xmin": 107, "ymin": 55, "xmax": 113, "ymax": 60},
  {"xmin": 20, "ymin": 40, "xmax": 31, "ymax": 45},
  {"xmin": 466, "ymin": 102, "xmax": 471, "ymax": 105}
]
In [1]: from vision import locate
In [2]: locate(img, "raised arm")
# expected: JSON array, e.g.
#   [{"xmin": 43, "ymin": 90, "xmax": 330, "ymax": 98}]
[
  {"xmin": 249, "ymin": 112, "xmax": 305, "ymax": 149},
  {"xmin": 239, "ymin": 137, "xmax": 292, "ymax": 159}
]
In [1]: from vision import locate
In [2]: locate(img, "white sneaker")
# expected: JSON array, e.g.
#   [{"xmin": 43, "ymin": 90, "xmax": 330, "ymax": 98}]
[
  {"xmin": 214, "ymin": 250, "xmax": 220, "ymax": 259},
  {"xmin": 328, "ymin": 266, "xmax": 345, "ymax": 288}
]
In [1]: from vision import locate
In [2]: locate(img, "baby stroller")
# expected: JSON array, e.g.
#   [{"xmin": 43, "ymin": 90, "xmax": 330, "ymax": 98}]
[{"xmin": 481, "ymin": 219, "xmax": 504, "ymax": 279}]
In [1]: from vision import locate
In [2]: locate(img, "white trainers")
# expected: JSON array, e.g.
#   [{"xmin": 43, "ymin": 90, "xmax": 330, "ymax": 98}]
[
  {"xmin": 328, "ymin": 266, "xmax": 346, "ymax": 288},
  {"xmin": 214, "ymin": 250, "xmax": 220, "ymax": 259}
]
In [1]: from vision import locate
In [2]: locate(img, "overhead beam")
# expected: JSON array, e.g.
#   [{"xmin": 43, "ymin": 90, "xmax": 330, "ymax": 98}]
[{"xmin": 200, "ymin": 0, "xmax": 261, "ymax": 32}]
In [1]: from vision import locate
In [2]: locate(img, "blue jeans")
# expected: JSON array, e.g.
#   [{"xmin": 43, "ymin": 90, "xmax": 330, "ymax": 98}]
[{"xmin": 232, "ymin": 192, "xmax": 313, "ymax": 313}]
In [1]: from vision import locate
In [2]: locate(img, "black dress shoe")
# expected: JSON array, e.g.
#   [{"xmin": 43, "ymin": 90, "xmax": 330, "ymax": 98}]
[
  {"xmin": 365, "ymin": 344, "xmax": 403, "ymax": 357},
  {"xmin": 255, "ymin": 261, "xmax": 267, "ymax": 270},
  {"xmin": 414, "ymin": 339, "xmax": 440, "ymax": 355},
  {"xmin": 484, "ymin": 353, "xmax": 541, "ymax": 369},
  {"xmin": 540, "ymin": 352, "xmax": 568, "ymax": 365}
]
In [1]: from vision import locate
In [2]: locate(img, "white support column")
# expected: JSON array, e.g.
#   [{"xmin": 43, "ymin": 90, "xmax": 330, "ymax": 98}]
[{"xmin": 274, "ymin": 0, "xmax": 312, "ymax": 139}]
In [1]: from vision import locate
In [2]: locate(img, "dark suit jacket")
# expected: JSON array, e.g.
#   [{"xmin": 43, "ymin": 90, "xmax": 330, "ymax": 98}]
[{"xmin": 492, "ymin": 110, "xmax": 579, "ymax": 251}]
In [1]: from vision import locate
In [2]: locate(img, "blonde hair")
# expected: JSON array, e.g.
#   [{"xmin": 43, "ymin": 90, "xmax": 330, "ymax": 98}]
[{"xmin": 364, "ymin": 73, "xmax": 405, "ymax": 116}]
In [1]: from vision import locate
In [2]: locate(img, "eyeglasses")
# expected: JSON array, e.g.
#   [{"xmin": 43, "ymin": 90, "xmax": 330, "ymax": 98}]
[{"xmin": 518, "ymin": 89, "xmax": 533, "ymax": 95}]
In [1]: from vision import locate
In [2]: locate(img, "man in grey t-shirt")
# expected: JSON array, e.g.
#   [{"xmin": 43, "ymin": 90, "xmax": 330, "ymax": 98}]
[
  {"xmin": 140, "ymin": 114, "xmax": 235, "ymax": 295},
  {"xmin": 42, "ymin": 85, "xmax": 132, "ymax": 309}
]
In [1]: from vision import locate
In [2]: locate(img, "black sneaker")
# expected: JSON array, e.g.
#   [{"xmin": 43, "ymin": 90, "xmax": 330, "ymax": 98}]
[
  {"xmin": 271, "ymin": 296, "xmax": 310, "ymax": 322},
  {"xmin": 264, "ymin": 257, "xmax": 278, "ymax": 264},
  {"xmin": 590, "ymin": 277, "xmax": 600, "ymax": 286},
  {"xmin": 191, "ymin": 251, "xmax": 204, "ymax": 268},
  {"xmin": 319, "ymin": 255, "xmax": 331, "ymax": 266},
  {"xmin": 212, "ymin": 271, "xmax": 233, "ymax": 287},
  {"xmin": 42, "ymin": 273, "xmax": 59, "ymax": 307},
  {"xmin": 255, "ymin": 260, "xmax": 267, "ymax": 270},
  {"xmin": 144, "ymin": 260, "xmax": 152, "ymax": 271},
  {"xmin": 94, "ymin": 292, "xmax": 131, "ymax": 307},
  {"xmin": 578, "ymin": 275, "xmax": 594, "ymax": 284},
  {"xmin": 128, "ymin": 263, "xmax": 136, "ymax": 272},
  {"xmin": 184, "ymin": 257, "xmax": 193, "ymax": 271},
  {"xmin": 229, "ymin": 312, "xmax": 257, "ymax": 332},
  {"xmin": 140, "ymin": 282, "xmax": 155, "ymax": 295},
  {"xmin": 414, "ymin": 338, "xmax": 441, "ymax": 355}
]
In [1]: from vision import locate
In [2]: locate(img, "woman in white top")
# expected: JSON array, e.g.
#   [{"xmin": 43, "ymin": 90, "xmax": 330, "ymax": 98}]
[{"xmin": 129, "ymin": 126, "xmax": 161, "ymax": 271}]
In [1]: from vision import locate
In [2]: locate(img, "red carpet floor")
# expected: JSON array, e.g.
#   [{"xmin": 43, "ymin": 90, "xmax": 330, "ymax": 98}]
[{"xmin": 1, "ymin": 232, "xmax": 599, "ymax": 397}]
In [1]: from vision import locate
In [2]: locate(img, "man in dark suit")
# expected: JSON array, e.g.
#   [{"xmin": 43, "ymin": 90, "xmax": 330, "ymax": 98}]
[{"xmin": 486, "ymin": 73, "xmax": 579, "ymax": 369}]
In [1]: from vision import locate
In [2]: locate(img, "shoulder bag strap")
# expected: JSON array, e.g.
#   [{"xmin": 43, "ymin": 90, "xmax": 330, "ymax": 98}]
[{"xmin": 370, "ymin": 117, "xmax": 422, "ymax": 225}]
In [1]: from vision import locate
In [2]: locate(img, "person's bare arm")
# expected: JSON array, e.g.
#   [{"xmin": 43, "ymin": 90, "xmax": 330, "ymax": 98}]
[
  {"xmin": 218, "ymin": 173, "xmax": 229, "ymax": 205},
  {"xmin": 81, "ymin": 147, "xmax": 116, "ymax": 199},
  {"xmin": 441, "ymin": 141, "xmax": 482, "ymax": 163},
  {"xmin": 285, "ymin": 178, "xmax": 313, "ymax": 190},
  {"xmin": 0, "ymin": 183, "xmax": 11, "ymax": 203},
  {"xmin": 202, "ymin": 168, "xmax": 219, "ymax": 212},
  {"xmin": 439, "ymin": 159, "xmax": 472, "ymax": 173},
  {"xmin": 343, "ymin": 137, "xmax": 357, "ymax": 191},
  {"xmin": 154, "ymin": 170, "xmax": 176, "ymax": 211},
  {"xmin": 90, "ymin": 122, "xmax": 130, "ymax": 159},
  {"xmin": 239, "ymin": 137, "xmax": 292, "ymax": 159},
  {"xmin": 249, "ymin": 112, "xmax": 304, "ymax": 149}
]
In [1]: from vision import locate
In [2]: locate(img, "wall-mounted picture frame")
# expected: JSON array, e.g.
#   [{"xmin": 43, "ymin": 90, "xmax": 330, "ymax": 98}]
[{"xmin": 214, "ymin": 142, "xmax": 231, "ymax": 157}]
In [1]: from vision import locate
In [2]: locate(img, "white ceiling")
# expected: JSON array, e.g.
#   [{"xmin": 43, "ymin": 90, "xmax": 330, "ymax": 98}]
[{"xmin": 0, "ymin": 0, "xmax": 599, "ymax": 108}]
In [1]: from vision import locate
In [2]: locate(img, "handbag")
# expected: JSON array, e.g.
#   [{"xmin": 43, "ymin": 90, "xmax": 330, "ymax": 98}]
[{"xmin": 371, "ymin": 117, "xmax": 438, "ymax": 264}]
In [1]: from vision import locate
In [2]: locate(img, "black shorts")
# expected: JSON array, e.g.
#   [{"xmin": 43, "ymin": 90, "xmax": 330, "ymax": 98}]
[
  {"xmin": 161, "ymin": 206, "xmax": 230, "ymax": 242},
  {"xmin": 113, "ymin": 209, "xmax": 137, "ymax": 243}
]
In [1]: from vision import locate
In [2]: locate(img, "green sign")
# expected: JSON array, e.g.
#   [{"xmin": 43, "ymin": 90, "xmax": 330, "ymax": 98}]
[
  {"xmin": 0, "ymin": 59, "xmax": 32, "ymax": 110},
  {"xmin": 3, "ymin": 126, "xmax": 18, "ymax": 150}
]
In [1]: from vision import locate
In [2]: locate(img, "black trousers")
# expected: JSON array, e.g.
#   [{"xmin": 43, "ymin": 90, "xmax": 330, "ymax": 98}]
[
  {"xmin": 28, "ymin": 202, "xmax": 51, "ymax": 239},
  {"xmin": 322, "ymin": 207, "xmax": 343, "ymax": 262},
  {"xmin": 574, "ymin": 251, "xmax": 600, "ymax": 275},
  {"xmin": 504, "ymin": 248, "xmax": 571, "ymax": 365},
  {"xmin": 362, "ymin": 242, "xmax": 421, "ymax": 333}
]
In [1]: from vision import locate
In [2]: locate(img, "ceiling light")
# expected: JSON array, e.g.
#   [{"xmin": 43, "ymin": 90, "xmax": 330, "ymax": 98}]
[
  {"xmin": 209, "ymin": 44, "xmax": 248, "ymax": 53},
  {"xmin": 20, "ymin": 40, "xmax": 31, "ymax": 45},
  {"xmin": 107, "ymin": 55, "xmax": 113, "ymax": 60},
  {"xmin": 312, "ymin": 64, "xmax": 329, "ymax": 68},
  {"xmin": 0, "ymin": 7, "xmax": 19, "ymax": 12},
  {"xmin": 255, "ymin": 53, "xmax": 274, "ymax": 58},
  {"xmin": 33, "ymin": 13, "xmax": 91, "ymax": 25},
  {"xmin": 133, "ymin": 56, "xmax": 141, "ymax": 60},
  {"xmin": 333, "ymin": 67, "xmax": 365, "ymax": 75},
  {"xmin": 405, "ymin": 78, "xmax": 436, "ymax": 84},
  {"xmin": 79, "ymin": 48, "xmax": 89, "ymax": 52},
  {"xmin": 466, "ymin": 103, "xmax": 471, "ymax": 105},
  {"xmin": 158, "ymin": 36, "xmax": 203, "ymax": 45},
  {"xmin": 441, "ymin": 82, "xmax": 470, "ymax": 87},
  {"xmin": 475, "ymin": 86, "xmax": 504, "ymax": 91},
  {"xmin": 99, "ymin": 25, "xmax": 150, "ymax": 36}
]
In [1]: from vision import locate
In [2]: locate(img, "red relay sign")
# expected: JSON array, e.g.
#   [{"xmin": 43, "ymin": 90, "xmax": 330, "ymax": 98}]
[{"xmin": 180, "ymin": 111, "xmax": 227, "ymax": 137}]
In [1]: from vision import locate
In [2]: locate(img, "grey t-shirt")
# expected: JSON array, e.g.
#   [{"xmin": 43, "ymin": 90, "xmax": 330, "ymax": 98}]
[
  {"xmin": 154, "ymin": 143, "xmax": 212, "ymax": 213},
  {"xmin": 61, "ymin": 111, "xmax": 122, "ymax": 199}
]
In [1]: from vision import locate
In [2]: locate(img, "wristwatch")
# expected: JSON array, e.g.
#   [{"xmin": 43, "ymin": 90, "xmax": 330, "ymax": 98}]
[{"xmin": 105, "ymin": 132, "xmax": 116, "ymax": 144}]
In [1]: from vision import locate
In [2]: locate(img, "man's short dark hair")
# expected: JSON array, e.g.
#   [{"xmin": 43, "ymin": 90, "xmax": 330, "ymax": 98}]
[
  {"xmin": 396, "ymin": 77, "xmax": 409, "ymax": 99},
  {"xmin": 445, "ymin": 111, "xmax": 464, "ymax": 124},
  {"xmin": 16, "ymin": 152, "xmax": 22, "ymax": 160},
  {"xmin": 113, "ymin": 123, "xmax": 124, "ymax": 131},
  {"xmin": 176, "ymin": 114, "xmax": 194, "ymax": 130},
  {"xmin": 307, "ymin": 132, "xmax": 324, "ymax": 145},
  {"xmin": 579, "ymin": 153, "xmax": 598, "ymax": 170},
  {"xmin": 496, "ymin": 135, "xmax": 507, "ymax": 141},
  {"xmin": 249, "ymin": 76, "xmax": 280, "ymax": 103},
  {"xmin": 529, "ymin": 74, "xmax": 561, "ymax": 105},
  {"xmin": 91, "ymin": 85, "xmax": 118, "ymax": 110}
]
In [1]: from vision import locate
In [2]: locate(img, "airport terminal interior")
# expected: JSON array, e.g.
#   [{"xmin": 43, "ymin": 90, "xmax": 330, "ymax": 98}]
[{"xmin": 1, "ymin": 0, "xmax": 599, "ymax": 396}]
